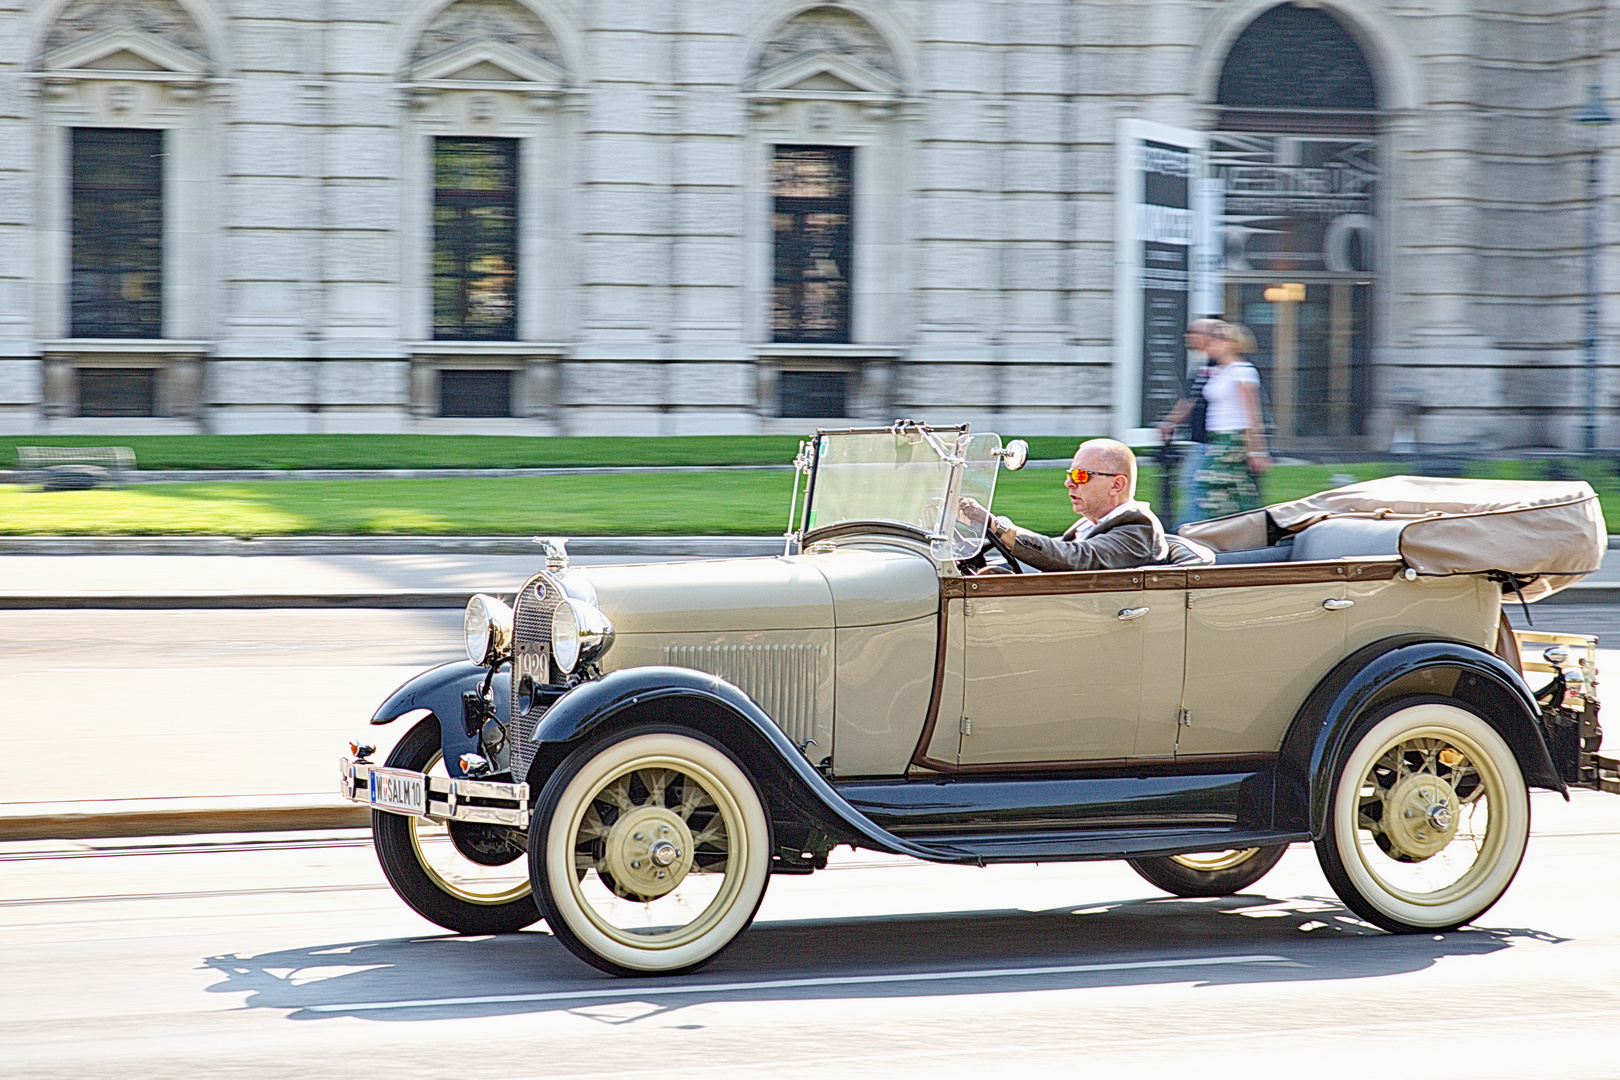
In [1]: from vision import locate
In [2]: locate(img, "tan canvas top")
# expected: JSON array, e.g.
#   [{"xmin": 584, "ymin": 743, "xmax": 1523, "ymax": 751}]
[{"xmin": 1178, "ymin": 475, "xmax": 1606, "ymax": 601}]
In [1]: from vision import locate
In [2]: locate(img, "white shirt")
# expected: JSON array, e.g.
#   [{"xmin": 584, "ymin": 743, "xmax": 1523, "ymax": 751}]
[{"xmin": 1202, "ymin": 361, "xmax": 1260, "ymax": 433}]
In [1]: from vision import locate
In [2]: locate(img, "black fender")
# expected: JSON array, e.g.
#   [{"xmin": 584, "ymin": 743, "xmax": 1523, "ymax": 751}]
[
  {"xmin": 1277, "ymin": 635, "xmax": 1566, "ymax": 840},
  {"xmin": 371, "ymin": 661, "xmax": 510, "ymax": 779},
  {"xmin": 527, "ymin": 666, "xmax": 976, "ymax": 864}
]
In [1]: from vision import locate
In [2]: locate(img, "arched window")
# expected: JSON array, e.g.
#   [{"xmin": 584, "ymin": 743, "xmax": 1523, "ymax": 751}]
[
  {"xmin": 1218, "ymin": 3, "xmax": 1377, "ymax": 133},
  {"xmin": 1211, "ymin": 3, "xmax": 1380, "ymax": 446}
]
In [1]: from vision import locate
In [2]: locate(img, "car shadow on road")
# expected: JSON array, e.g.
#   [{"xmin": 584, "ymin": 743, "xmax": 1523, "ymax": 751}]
[{"xmin": 200, "ymin": 892, "xmax": 1567, "ymax": 1023}]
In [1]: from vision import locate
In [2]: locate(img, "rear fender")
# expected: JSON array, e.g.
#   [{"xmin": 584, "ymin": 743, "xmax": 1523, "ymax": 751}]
[
  {"xmin": 527, "ymin": 666, "xmax": 959, "ymax": 863},
  {"xmin": 371, "ymin": 661, "xmax": 510, "ymax": 779},
  {"xmin": 1278, "ymin": 636, "xmax": 1565, "ymax": 840}
]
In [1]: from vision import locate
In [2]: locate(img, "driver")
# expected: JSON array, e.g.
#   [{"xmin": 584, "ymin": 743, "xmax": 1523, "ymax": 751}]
[{"xmin": 960, "ymin": 438, "xmax": 1169, "ymax": 572}]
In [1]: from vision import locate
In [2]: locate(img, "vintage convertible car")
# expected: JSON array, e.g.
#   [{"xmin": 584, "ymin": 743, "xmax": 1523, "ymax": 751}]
[{"xmin": 339, "ymin": 422, "xmax": 1618, "ymax": 976}]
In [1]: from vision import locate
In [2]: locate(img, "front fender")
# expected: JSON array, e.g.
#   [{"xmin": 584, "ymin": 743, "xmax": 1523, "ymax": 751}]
[
  {"xmin": 529, "ymin": 666, "xmax": 976, "ymax": 864},
  {"xmin": 371, "ymin": 661, "xmax": 510, "ymax": 779},
  {"xmin": 1278, "ymin": 636, "xmax": 1565, "ymax": 840}
]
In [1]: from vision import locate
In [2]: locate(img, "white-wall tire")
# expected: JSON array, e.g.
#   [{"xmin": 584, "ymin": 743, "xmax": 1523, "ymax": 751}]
[
  {"xmin": 530, "ymin": 727, "xmax": 772, "ymax": 976},
  {"xmin": 1316, "ymin": 700, "xmax": 1530, "ymax": 933}
]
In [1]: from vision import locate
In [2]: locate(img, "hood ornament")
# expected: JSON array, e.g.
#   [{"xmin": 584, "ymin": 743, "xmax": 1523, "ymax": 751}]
[{"xmin": 534, "ymin": 536, "xmax": 570, "ymax": 571}]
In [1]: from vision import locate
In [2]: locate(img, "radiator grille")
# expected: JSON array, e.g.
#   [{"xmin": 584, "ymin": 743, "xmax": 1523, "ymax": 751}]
[
  {"xmin": 509, "ymin": 571, "xmax": 560, "ymax": 785},
  {"xmin": 662, "ymin": 643, "xmax": 824, "ymax": 748}
]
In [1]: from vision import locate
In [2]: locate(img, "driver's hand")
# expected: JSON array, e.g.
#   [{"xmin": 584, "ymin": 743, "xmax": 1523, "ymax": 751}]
[{"xmin": 957, "ymin": 496, "xmax": 991, "ymax": 527}]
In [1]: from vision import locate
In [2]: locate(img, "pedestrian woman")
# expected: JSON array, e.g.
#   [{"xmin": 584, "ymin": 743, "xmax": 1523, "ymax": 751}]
[
  {"xmin": 1197, "ymin": 321, "xmax": 1271, "ymax": 517},
  {"xmin": 1156, "ymin": 318, "xmax": 1222, "ymax": 528}
]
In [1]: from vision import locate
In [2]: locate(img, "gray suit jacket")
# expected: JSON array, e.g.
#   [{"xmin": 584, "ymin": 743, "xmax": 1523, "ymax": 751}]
[{"xmin": 1005, "ymin": 502, "xmax": 1170, "ymax": 572}]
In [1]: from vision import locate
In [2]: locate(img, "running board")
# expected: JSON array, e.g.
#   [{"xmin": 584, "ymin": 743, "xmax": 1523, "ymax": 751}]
[{"xmin": 895, "ymin": 826, "xmax": 1311, "ymax": 865}]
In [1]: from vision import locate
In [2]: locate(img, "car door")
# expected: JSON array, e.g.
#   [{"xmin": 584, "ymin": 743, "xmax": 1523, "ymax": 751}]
[
  {"xmin": 952, "ymin": 569, "xmax": 1158, "ymax": 766},
  {"xmin": 1176, "ymin": 563, "xmax": 1353, "ymax": 758}
]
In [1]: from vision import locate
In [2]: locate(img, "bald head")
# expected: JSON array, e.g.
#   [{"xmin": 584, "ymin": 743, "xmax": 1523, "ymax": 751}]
[
  {"xmin": 1065, "ymin": 438, "xmax": 1138, "ymax": 523},
  {"xmin": 1079, "ymin": 438, "xmax": 1136, "ymax": 498}
]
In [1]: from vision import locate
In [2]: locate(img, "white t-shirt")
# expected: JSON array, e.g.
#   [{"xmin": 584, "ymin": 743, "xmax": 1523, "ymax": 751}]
[{"xmin": 1202, "ymin": 361, "xmax": 1260, "ymax": 433}]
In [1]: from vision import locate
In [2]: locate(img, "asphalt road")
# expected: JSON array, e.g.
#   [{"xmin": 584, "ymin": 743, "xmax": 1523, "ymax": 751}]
[{"xmin": 4, "ymin": 790, "xmax": 1619, "ymax": 1079}]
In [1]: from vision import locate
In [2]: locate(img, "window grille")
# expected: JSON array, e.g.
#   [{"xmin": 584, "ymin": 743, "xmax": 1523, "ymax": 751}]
[
  {"xmin": 434, "ymin": 138, "xmax": 518, "ymax": 341},
  {"xmin": 440, "ymin": 369, "xmax": 513, "ymax": 417},
  {"xmin": 773, "ymin": 146, "xmax": 852, "ymax": 343},
  {"xmin": 1217, "ymin": 4, "xmax": 1377, "ymax": 133},
  {"xmin": 71, "ymin": 129, "xmax": 163, "ymax": 339},
  {"xmin": 78, "ymin": 368, "xmax": 156, "ymax": 417},
  {"xmin": 779, "ymin": 370, "xmax": 849, "ymax": 418}
]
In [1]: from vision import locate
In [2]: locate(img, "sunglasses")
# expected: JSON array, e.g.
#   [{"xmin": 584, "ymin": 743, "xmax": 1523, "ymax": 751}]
[{"xmin": 1066, "ymin": 468, "xmax": 1124, "ymax": 485}]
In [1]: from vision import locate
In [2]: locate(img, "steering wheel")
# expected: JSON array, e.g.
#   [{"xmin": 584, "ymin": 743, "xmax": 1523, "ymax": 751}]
[{"xmin": 976, "ymin": 527, "xmax": 1025, "ymax": 574}]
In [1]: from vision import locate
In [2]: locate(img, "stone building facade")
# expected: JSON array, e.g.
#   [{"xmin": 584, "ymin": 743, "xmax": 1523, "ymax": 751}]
[{"xmin": 0, "ymin": 0, "xmax": 1614, "ymax": 448}]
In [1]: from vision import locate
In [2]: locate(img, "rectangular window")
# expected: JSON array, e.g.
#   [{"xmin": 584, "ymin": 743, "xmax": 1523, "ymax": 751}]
[
  {"xmin": 434, "ymin": 137, "xmax": 518, "ymax": 341},
  {"xmin": 440, "ymin": 369, "xmax": 513, "ymax": 418},
  {"xmin": 779, "ymin": 370, "xmax": 848, "ymax": 418},
  {"xmin": 772, "ymin": 146, "xmax": 852, "ymax": 343},
  {"xmin": 71, "ymin": 128, "xmax": 163, "ymax": 339},
  {"xmin": 77, "ymin": 368, "xmax": 156, "ymax": 417}
]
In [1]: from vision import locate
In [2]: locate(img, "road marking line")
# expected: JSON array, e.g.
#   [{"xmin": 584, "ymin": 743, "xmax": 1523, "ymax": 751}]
[{"xmin": 303, "ymin": 953, "xmax": 1288, "ymax": 1013}]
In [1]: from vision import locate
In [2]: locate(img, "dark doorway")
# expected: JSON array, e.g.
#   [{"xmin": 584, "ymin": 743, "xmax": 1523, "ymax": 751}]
[
  {"xmin": 78, "ymin": 368, "xmax": 157, "ymax": 417},
  {"xmin": 440, "ymin": 369, "xmax": 513, "ymax": 418},
  {"xmin": 779, "ymin": 370, "xmax": 849, "ymax": 418}
]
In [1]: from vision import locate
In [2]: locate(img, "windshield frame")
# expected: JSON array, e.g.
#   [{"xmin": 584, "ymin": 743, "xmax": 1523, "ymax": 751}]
[{"xmin": 794, "ymin": 422, "xmax": 1000, "ymax": 561}]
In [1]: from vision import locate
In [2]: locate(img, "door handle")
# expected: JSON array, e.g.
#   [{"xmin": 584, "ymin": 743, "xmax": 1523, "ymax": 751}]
[
  {"xmin": 1322, "ymin": 598, "xmax": 1354, "ymax": 610},
  {"xmin": 1117, "ymin": 607, "xmax": 1150, "ymax": 621}
]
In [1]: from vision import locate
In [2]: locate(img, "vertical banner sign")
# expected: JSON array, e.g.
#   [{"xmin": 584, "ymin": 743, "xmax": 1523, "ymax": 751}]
[{"xmin": 1113, "ymin": 121, "xmax": 1207, "ymax": 443}]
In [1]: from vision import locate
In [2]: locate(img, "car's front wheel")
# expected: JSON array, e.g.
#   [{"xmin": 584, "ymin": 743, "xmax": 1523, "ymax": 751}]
[
  {"xmin": 371, "ymin": 716, "xmax": 539, "ymax": 934},
  {"xmin": 1126, "ymin": 845, "xmax": 1288, "ymax": 897},
  {"xmin": 1316, "ymin": 698, "xmax": 1530, "ymax": 933},
  {"xmin": 530, "ymin": 726, "xmax": 772, "ymax": 976}
]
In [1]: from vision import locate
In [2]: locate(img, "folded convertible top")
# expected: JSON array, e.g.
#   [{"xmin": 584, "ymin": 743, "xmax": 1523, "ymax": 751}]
[{"xmin": 1176, "ymin": 475, "xmax": 1606, "ymax": 601}]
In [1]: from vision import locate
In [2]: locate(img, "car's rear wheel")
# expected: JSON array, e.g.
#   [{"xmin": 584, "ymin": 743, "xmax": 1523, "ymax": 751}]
[
  {"xmin": 1316, "ymin": 699, "xmax": 1530, "ymax": 933},
  {"xmin": 530, "ymin": 726, "xmax": 772, "ymax": 976},
  {"xmin": 1126, "ymin": 845, "xmax": 1288, "ymax": 897},
  {"xmin": 371, "ymin": 716, "xmax": 539, "ymax": 934}
]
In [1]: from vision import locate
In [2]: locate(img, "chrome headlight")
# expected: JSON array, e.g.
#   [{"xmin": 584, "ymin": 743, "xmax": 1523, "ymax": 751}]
[
  {"xmin": 464, "ymin": 593, "xmax": 514, "ymax": 666},
  {"xmin": 551, "ymin": 597, "xmax": 614, "ymax": 675}
]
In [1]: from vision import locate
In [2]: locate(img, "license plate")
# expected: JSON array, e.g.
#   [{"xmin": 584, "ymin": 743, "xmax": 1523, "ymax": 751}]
[{"xmin": 368, "ymin": 768, "xmax": 427, "ymax": 815}]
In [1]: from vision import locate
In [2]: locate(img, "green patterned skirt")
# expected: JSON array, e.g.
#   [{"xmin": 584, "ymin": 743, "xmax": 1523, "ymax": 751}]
[{"xmin": 1197, "ymin": 431, "xmax": 1260, "ymax": 518}]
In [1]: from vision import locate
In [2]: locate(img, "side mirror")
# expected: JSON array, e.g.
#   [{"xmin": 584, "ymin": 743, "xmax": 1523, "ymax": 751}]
[{"xmin": 994, "ymin": 439, "xmax": 1029, "ymax": 471}]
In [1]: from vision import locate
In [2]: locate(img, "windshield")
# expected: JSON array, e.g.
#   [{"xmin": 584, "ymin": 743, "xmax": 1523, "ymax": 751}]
[{"xmin": 803, "ymin": 427, "xmax": 1003, "ymax": 560}]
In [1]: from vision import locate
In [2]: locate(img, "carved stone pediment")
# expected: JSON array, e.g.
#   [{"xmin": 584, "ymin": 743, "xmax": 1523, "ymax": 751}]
[
  {"xmin": 42, "ymin": 25, "xmax": 209, "ymax": 79},
  {"xmin": 411, "ymin": 38, "xmax": 567, "ymax": 89},
  {"xmin": 43, "ymin": 0, "xmax": 210, "ymax": 67},
  {"xmin": 750, "ymin": 6, "xmax": 902, "ymax": 97},
  {"xmin": 411, "ymin": 0, "xmax": 565, "ymax": 74},
  {"xmin": 751, "ymin": 50, "xmax": 902, "ymax": 97}
]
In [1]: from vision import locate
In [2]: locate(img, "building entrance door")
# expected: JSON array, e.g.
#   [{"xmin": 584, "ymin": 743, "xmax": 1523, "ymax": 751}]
[{"xmin": 1224, "ymin": 278, "xmax": 1372, "ymax": 446}]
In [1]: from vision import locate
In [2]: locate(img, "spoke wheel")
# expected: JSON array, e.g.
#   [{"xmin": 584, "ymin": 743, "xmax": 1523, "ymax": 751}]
[
  {"xmin": 1317, "ymin": 699, "xmax": 1529, "ymax": 933},
  {"xmin": 371, "ymin": 717, "xmax": 538, "ymax": 934},
  {"xmin": 531, "ymin": 727, "xmax": 772, "ymax": 976},
  {"xmin": 1126, "ymin": 845, "xmax": 1288, "ymax": 897}
]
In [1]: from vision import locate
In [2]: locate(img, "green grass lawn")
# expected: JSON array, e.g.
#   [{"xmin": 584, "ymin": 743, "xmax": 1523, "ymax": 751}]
[
  {"xmin": 5, "ymin": 457, "xmax": 1616, "ymax": 536},
  {"xmin": 0, "ymin": 433, "xmax": 1092, "ymax": 471}
]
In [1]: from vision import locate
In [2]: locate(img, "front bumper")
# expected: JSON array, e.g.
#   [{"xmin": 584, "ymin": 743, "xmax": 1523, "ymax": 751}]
[{"xmin": 339, "ymin": 758, "xmax": 531, "ymax": 828}]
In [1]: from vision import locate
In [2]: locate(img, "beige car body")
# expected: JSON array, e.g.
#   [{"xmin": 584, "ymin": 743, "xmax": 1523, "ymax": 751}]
[{"xmin": 575, "ymin": 538, "xmax": 1500, "ymax": 781}]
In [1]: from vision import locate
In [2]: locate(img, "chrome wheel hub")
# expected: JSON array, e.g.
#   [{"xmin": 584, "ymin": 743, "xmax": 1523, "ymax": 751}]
[{"xmin": 600, "ymin": 805, "xmax": 694, "ymax": 900}]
